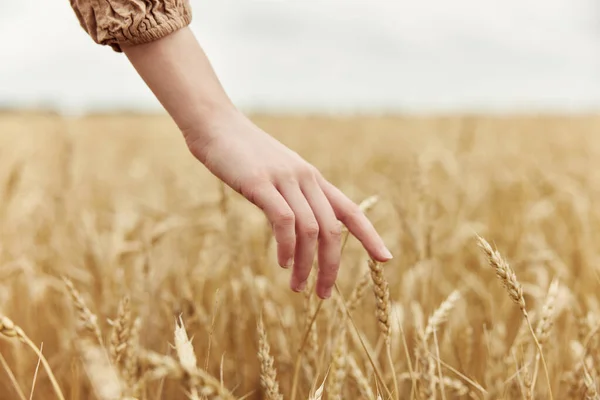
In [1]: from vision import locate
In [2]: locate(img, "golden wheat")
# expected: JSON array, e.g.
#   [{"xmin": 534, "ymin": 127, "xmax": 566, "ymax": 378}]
[
  {"xmin": 257, "ymin": 315, "xmax": 284, "ymax": 400},
  {"xmin": 1, "ymin": 113, "xmax": 600, "ymax": 399}
]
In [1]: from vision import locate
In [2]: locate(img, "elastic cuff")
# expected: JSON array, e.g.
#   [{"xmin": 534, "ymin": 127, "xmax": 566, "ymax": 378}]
[{"xmin": 110, "ymin": 13, "xmax": 193, "ymax": 53}]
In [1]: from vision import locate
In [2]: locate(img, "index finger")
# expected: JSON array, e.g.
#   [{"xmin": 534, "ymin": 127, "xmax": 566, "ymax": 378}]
[{"xmin": 319, "ymin": 179, "xmax": 393, "ymax": 262}]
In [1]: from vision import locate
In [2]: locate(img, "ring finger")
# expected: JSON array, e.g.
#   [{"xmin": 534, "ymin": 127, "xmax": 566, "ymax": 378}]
[{"xmin": 279, "ymin": 183, "xmax": 319, "ymax": 292}]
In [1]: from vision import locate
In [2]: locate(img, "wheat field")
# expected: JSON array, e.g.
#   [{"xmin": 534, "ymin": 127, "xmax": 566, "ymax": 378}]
[{"xmin": 0, "ymin": 112, "xmax": 599, "ymax": 399}]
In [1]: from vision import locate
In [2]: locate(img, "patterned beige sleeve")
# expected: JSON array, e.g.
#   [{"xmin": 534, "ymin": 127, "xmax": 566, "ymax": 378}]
[{"xmin": 69, "ymin": 0, "xmax": 192, "ymax": 52}]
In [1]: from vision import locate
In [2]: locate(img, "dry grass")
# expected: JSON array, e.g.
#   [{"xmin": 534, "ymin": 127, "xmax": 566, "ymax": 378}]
[{"xmin": 0, "ymin": 112, "xmax": 600, "ymax": 399}]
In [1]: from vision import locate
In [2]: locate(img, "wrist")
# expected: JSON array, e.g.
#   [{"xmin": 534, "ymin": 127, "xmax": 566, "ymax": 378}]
[{"xmin": 180, "ymin": 103, "xmax": 244, "ymax": 162}]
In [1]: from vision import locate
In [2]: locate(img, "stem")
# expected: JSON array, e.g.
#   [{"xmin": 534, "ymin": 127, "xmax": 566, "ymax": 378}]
[
  {"xmin": 398, "ymin": 324, "xmax": 417, "ymax": 400},
  {"xmin": 524, "ymin": 312, "xmax": 553, "ymax": 400},
  {"xmin": 387, "ymin": 341, "xmax": 399, "ymax": 400},
  {"xmin": 531, "ymin": 352, "xmax": 540, "ymax": 397},
  {"xmin": 292, "ymin": 230, "xmax": 352, "ymax": 400},
  {"xmin": 433, "ymin": 332, "xmax": 446, "ymax": 400},
  {"xmin": 21, "ymin": 336, "xmax": 66, "ymax": 400},
  {"xmin": 29, "ymin": 342, "xmax": 43, "ymax": 400},
  {"xmin": 290, "ymin": 300, "xmax": 323, "ymax": 400},
  {"xmin": 336, "ymin": 282, "xmax": 393, "ymax": 400},
  {"xmin": 0, "ymin": 351, "xmax": 27, "ymax": 400}
]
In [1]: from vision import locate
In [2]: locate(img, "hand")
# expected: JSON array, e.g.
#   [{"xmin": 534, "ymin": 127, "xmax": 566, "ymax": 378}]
[
  {"xmin": 185, "ymin": 110, "xmax": 393, "ymax": 299},
  {"xmin": 120, "ymin": 28, "xmax": 392, "ymax": 298}
]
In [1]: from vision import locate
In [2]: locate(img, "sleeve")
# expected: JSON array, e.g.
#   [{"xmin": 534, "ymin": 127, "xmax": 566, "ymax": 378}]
[{"xmin": 69, "ymin": 0, "xmax": 192, "ymax": 53}]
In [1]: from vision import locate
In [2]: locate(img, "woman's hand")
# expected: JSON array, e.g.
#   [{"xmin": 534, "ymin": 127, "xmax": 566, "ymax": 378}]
[
  {"xmin": 185, "ymin": 111, "xmax": 392, "ymax": 299},
  {"xmin": 122, "ymin": 28, "xmax": 392, "ymax": 299}
]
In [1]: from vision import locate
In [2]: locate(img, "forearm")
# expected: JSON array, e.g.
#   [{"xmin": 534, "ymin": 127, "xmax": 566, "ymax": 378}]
[
  {"xmin": 122, "ymin": 27, "xmax": 238, "ymax": 148},
  {"xmin": 71, "ymin": 1, "xmax": 391, "ymax": 300}
]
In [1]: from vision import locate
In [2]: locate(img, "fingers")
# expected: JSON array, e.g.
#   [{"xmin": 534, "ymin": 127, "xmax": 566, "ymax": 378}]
[
  {"xmin": 279, "ymin": 184, "xmax": 319, "ymax": 293},
  {"xmin": 319, "ymin": 178, "xmax": 393, "ymax": 262},
  {"xmin": 251, "ymin": 183, "xmax": 296, "ymax": 269},
  {"xmin": 249, "ymin": 172, "xmax": 391, "ymax": 301},
  {"xmin": 301, "ymin": 180, "xmax": 342, "ymax": 299}
]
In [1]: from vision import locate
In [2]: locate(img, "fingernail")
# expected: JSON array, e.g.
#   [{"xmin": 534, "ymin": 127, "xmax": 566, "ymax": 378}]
[
  {"xmin": 291, "ymin": 279, "xmax": 307, "ymax": 292},
  {"xmin": 321, "ymin": 287, "xmax": 332, "ymax": 299},
  {"xmin": 382, "ymin": 247, "xmax": 393, "ymax": 260},
  {"xmin": 284, "ymin": 258, "xmax": 293, "ymax": 269}
]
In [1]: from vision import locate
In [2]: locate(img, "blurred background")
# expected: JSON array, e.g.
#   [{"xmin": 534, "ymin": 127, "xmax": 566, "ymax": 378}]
[
  {"xmin": 1, "ymin": 0, "xmax": 599, "ymax": 115},
  {"xmin": 3, "ymin": 3, "xmax": 600, "ymax": 399}
]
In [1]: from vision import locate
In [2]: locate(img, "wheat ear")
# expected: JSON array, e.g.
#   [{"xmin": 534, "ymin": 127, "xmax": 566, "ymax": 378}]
[
  {"xmin": 368, "ymin": 257, "xmax": 398, "ymax": 399},
  {"xmin": 531, "ymin": 279, "xmax": 559, "ymax": 391},
  {"xmin": 424, "ymin": 290, "xmax": 461, "ymax": 341},
  {"xmin": 536, "ymin": 278, "xmax": 559, "ymax": 346},
  {"xmin": 346, "ymin": 271, "xmax": 372, "ymax": 314},
  {"xmin": 477, "ymin": 235, "xmax": 554, "ymax": 400},
  {"xmin": 174, "ymin": 315, "xmax": 201, "ymax": 400},
  {"xmin": 326, "ymin": 328, "xmax": 348, "ymax": 400},
  {"xmin": 62, "ymin": 277, "xmax": 103, "ymax": 346},
  {"xmin": 309, "ymin": 373, "xmax": 328, "ymax": 400},
  {"xmin": 109, "ymin": 296, "xmax": 132, "ymax": 367},
  {"xmin": 368, "ymin": 258, "xmax": 391, "ymax": 341},
  {"xmin": 257, "ymin": 315, "xmax": 284, "ymax": 400},
  {"xmin": 77, "ymin": 338, "xmax": 123, "ymax": 400},
  {"xmin": 584, "ymin": 367, "xmax": 599, "ymax": 400},
  {"xmin": 139, "ymin": 350, "xmax": 236, "ymax": 399}
]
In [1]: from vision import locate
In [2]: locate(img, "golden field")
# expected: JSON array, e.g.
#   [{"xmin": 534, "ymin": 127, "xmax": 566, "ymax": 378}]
[{"xmin": 0, "ymin": 112, "xmax": 600, "ymax": 399}]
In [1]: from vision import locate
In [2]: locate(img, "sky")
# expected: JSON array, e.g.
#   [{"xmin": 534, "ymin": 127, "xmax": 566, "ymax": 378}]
[{"xmin": 0, "ymin": 0, "xmax": 599, "ymax": 114}]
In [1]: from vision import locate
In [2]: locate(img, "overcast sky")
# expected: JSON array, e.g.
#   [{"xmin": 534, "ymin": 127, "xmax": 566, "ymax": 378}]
[{"xmin": 0, "ymin": 1, "xmax": 599, "ymax": 114}]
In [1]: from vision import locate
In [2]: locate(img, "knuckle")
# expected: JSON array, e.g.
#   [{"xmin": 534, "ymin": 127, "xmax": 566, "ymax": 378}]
[
  {"xmin": 240, "ymin": 176, "xmax": 269, "ymax": 204},
  {"xmin": 321, "ymin": 264, "xmax": 340, "ymax": 281},
  {"xmin": 301, "ymin": 221, "xmax": 320, "ymax": 239},
  {"xmin": 344, "ymin": 204, "xmax": 364, "ymax": 221},
  {"xmin": 297, "ymin": 165, "xmax": 317, "ymax": 182},
  {"xmin": 275, "ymin": 210, "xmax": 295, "ymax": 227},
  {"xmin": 274, "ymin": 167, "xmax": 297, "ymax": 184},
  {"xmin": 327, "ymin": 224, "xmax": 343, "ymax": 240},
  {"xmin": 276, "ymin": 236, "xmax": 295, "ymax": 246}
]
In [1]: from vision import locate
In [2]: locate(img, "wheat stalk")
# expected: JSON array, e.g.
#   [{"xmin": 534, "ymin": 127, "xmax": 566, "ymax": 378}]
[
  {"xmin": 477, "ymin": 235, "xmax": 554, "ymax": 400},
  {"xmin": 0, "ymin": 351, "xmax": 26, "ymax": 400},
  {"xmin": 302, "ymin": 275, "xmax": 319, "ymax": 383},
  {"xmin": 399, "ymin": 372, "xmax": 476, "ymax": 399},
  {"xmin": 0, "ymin": 316, "xmax": 66, "ymax": 400},
  {"xmin": 348, "ymin": 355, "xmax": 375, "ymax": 399}
]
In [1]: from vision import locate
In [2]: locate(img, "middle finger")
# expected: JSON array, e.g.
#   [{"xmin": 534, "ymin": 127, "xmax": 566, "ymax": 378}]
[
  {"xmin": 279, "ymin": 183, "xmax": 319, "ymax": 292},
  {"xmin": 301, "ymin": 180, "xmax": 343, "ymax": 299}
]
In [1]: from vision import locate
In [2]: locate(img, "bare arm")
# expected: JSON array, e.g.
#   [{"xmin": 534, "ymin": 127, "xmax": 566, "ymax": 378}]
[
  {"xmin": 121, "ymin": 27, "xmax": 234, "ymax": 150},
  {"xmin": 123, "ymin": 28, "xmax": 394, "ymax": 298},
  {"xmin": 122, "ymin": 27, "xmax": 392, "ymax": 298}
]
